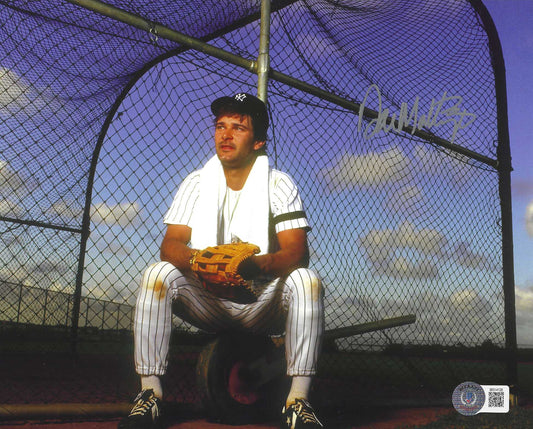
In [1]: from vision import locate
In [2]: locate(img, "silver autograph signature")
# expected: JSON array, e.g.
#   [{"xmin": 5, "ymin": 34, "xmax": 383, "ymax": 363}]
[{"xmin": 357, "ymin": 84, "xmax": 477, "ymax": 144}]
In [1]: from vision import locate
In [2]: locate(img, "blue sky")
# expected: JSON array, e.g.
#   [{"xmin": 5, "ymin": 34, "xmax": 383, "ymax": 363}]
[{"xmin": 484, "ymin": 0, "xmax": 533, "ymax": 345}]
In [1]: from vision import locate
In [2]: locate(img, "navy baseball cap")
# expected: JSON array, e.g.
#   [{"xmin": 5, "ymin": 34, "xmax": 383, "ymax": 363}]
[{"xmin": 211, "ymin": 92, "xmax": 269, "ymax": 139}]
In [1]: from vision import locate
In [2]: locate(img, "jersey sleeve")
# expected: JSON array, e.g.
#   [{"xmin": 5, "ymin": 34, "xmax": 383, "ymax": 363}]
[
  {"xmin": 270, "ymin": 170, "xmax": 311, "ymax": 234},
  {"xmin": 163, "ymin": 171, "xmax": 201, "ymax": 226}
]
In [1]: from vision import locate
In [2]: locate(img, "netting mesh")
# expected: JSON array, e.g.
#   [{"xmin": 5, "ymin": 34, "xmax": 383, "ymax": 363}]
[{"xmin": 0, "ymin": 0, "xmax": 512, "ymax": 407}]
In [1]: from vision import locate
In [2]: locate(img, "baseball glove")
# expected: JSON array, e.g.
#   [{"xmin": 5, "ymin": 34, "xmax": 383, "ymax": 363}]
[{"xmin": 190, "ymin": 242, "xmax": 261, "ymax": 303}]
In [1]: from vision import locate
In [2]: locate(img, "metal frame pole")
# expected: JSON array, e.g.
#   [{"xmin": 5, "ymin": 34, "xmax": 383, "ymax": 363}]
[{"xmin": 257, "ymin": 0, "xmax": 271, "ymax": 103}]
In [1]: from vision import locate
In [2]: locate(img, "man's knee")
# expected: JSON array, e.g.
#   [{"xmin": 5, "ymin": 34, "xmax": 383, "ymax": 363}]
[
  {"xmin": 287, "ymin": 268, "xmax": 323, "ymax": 303},
  {"xmin": 140, "ymin": 261, "xmax": 177, "ymax": 299}
]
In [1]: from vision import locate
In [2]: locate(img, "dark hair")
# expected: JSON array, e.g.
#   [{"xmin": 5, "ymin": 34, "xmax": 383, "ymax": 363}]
[
  {"xmin": 214, "ymin": 107, "xmax": 268, "ymax": 151},
  {"xmin": 211, "ymin": 93, "xmax": 269, "ymax": 142}
]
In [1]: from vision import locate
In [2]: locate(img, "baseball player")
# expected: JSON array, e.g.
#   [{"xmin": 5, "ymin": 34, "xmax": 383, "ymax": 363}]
[{"xmin": 118, "ymin": 93, "xmax": 325, "ymax": 429}]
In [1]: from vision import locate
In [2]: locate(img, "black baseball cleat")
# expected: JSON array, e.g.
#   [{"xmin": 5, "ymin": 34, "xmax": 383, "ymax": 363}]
[
  {"xmin": 118, "ymin": 389, "xmax": 162, "ymax": 429},
  {"xmin": 281, "ymin": 398, "xmax": 324, "ymax": 428}
]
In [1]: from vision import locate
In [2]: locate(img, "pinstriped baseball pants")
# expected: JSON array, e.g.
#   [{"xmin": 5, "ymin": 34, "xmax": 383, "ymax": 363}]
[{"xmin": 134, "ymin": 261, "xmax": 324, "ymax": 377}]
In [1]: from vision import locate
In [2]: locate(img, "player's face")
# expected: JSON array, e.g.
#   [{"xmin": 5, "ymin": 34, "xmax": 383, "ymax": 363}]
[{"xmin": 214, "ymin": 113, "xmax": 265, "ymax": 169}]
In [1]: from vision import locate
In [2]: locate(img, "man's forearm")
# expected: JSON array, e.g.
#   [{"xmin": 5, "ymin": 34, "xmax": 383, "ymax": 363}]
[
  {"xmin": 160, "ymin": 239, "xmax": 196, "ymax": 272},
  {"xmin": 248, "ymin": 248, "xmax": 309, "ymax": 279}
]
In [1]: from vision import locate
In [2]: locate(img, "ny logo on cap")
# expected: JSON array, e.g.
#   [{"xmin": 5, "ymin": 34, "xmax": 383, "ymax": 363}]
[{"xmin": 234, "ymin": 93, "xmax": 247, "ymax": 102}]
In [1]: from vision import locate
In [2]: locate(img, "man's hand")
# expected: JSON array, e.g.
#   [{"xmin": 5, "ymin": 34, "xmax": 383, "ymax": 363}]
[{"xmin": 238, "ymin": 256, "xmax": 262, "ymax": 280}]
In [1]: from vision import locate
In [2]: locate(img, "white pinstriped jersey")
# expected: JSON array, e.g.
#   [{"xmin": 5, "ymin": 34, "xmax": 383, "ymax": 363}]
[
  {"xmin": 134, "ymin": 163, "xmax": 324, "ymax": 379},
  {"xmin": 163, "ymin": 167, "xmax": 311, "ymax": 253}
]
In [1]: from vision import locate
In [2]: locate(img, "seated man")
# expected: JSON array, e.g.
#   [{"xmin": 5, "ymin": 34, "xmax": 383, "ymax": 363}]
[{"xmin": 119, "ymin": 92, "xmax": 325, "ymax": 429}]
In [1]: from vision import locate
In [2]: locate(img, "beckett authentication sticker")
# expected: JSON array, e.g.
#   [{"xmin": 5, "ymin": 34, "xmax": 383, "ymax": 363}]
[
  {"xmin": 452, "ymin": 381, "xmax": 485, "ymax": 416},
  {"xmin": 479, "ymin": 385, "xmax": 510, "ymax": 413},
  {"xmin": 452, "ymin": 382, "xmax": 510, "ymax": 415}
]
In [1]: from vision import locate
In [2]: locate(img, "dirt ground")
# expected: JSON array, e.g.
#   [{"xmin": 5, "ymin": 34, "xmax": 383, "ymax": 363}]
[
  {"xmin": 0, "ymin": 405, "xmax": 456, "ymax": 429},
  {"xmin": 6, "ymin": 402, "xmax": 533, "ymax": 428}
]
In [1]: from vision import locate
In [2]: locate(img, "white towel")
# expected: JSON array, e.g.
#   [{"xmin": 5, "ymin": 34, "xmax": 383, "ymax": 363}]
[{"xmin": 190, "ymin": 154, "xmax": 270, "ymax": 254}]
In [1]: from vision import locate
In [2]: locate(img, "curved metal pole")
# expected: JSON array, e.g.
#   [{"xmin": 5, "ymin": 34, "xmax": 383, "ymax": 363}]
[{"xmin": 471, "ymin": 0, "xmax": 517, "ymax": 391}]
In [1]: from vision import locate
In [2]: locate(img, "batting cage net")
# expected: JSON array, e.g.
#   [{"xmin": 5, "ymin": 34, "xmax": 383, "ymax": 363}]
[{"xmin": 0, "ymin": 0, "xmax": 515, "ymax": 412}]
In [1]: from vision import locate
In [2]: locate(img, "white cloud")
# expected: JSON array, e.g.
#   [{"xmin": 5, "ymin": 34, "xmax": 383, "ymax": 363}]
[
  {"xmin": 452, "ymin": 242, "xmax": 490, "ymax": 270},
  {"xmin": 47, "ymin": 200, "xmax": 84, "ymax": 223},
  {"xmin": 0, "ymin": 67, "xmax": 32, "ymax": 113},
  {"xmin": 414, "ymin": 145, "xmax": 473, "ymax": 188},
  {"xmin": 0, "ymin": 67, "xmax": 62, "ymax": 119},
  {"xmin": 0, "ymin": 67, "xmax": 76, "ymax": 130},
  {"xmin": 319, "ymin": 144, "xmax": 475, "ymax": 193},
  {"xmin": 94, "ymin": 238, "xmax": 133, "ymax": 256},
  {"xmin": 449, "ymin": 289, "xmax": 493, "ymax": 314},
  {"xmin": 0, "ymin": 198, "xmax": 25, "ymax": 218},
  {"xmin": 83, "ymin": 270, "xmax": 139, "ymax": 306},
  {"xmin": 84, "ymin": 283, "xmax": 109, "ymax": 301},
  {"xmin": 0, "ymin": 265, "xmax": 27, "ymax": 285},
  {"xmin": 358, "ymin": 219, "xmax": 494, "ymax": 278},
  {"xmin": 359, "ymin": 220, "xmax": 447, "ymax": 279},
  {"xmin": 387, "ymin": 256, "xmax": 439, "ymax": 279},
  {"xmin": 326, "ymin": 288, "xmax": 504, "ymax": 350},
  {"xmin": 319, "ymin": 147, "xmax": 411, "ymax": 190},
  {"xmin": 33, "ymin": 260, "xmax": 70, "ymax": 276},
  {"xmin": 0, "ymin": 158, "xmax": 38, "ymax": 200},
  {"xmin": 515, "ymin": 286, "xmax": 533, "ymax": 347},
  {"xmin": 90, "ymin": 202, "xmax": 142, "ymax": 228}
]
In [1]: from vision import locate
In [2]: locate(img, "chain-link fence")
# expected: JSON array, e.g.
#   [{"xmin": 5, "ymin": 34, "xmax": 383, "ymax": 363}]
[{"xmin": 0, "ymin": 0, "xmax": 514, "ymax": 409}]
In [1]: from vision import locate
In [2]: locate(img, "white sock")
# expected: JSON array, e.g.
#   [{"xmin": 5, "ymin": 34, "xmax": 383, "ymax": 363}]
[
  {"xmin": 286, "ymin": 376, "xmax": 312, "ymax": 408},
  {"xmin": 141, "ymin": 375, "xmax": 163, "ymax": 399}
]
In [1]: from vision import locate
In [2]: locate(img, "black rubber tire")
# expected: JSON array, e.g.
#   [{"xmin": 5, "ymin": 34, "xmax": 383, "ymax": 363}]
[{"xmin": 196, "ymin": 333, "xmax": 287, "ymax": 424}]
